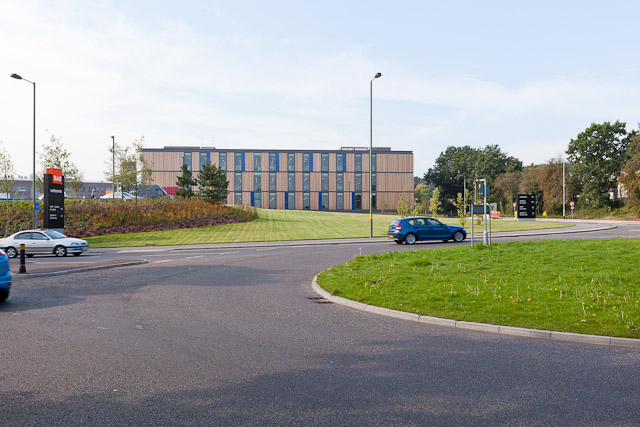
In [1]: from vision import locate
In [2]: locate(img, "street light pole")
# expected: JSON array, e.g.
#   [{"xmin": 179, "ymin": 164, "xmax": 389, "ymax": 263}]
[
  {"xmin": 369, "ymin": 72, "xmax": 381, "ymax": 238},
  {"xmin": 11, "ymin": 73, "xmax": 37, "ymax": 229}
]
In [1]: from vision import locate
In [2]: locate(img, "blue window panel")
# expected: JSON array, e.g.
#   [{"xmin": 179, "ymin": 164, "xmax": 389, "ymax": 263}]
[
  {"xmin": 343, "ymin": 153, "xmax": 347, "ymax": 171},
  {"xmin": 285, "ymin": 192, "xmax": 288, "ymax": 210},
  {"xmin": 318, "ymin": 192, "xmax": 322, "ymax": 211},
  {"xmin": 250, "ymin": 191, "xmax": 254, "ymax": 206},
  {"xmin": 276, "ymin": 153, "xmax": 279, "ymax": 171},
  {"xmin": 310, "ymin": 154, "xmax": 313, "ymax": 171},
  {"xmin": 352, "ymin": 192, "xmax": 355, "ymax": 210},
  {"xmin": 242, "ymin": 153, "xmax": 245, "ymax": 171}
]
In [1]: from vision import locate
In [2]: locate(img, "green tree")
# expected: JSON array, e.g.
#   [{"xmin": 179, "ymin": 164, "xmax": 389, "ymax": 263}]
[
  {"xmin": 620, "ymin": 132, "xmax": 640, "ymax": 211},
  {"xmin": 104, "ymin": 137, "xmax": 152, "ymax": 196},
  {"xmin": 175, "ymin": 164, "xmax": 196, "ymax": 199},
  {"xmin": 197, "ymin": 162, "xmax": 229, "ymax": 203},
  {"xmin": 414, "ymin": 183, "xmax": 431, "ymax": 214},
  {"xmin": 452, "ymin": 192, "xmax": 467, "ymax": 226},
  {"xmin": 566, "ymin": 121, "xmax": 631, "ymax": 208},
  {"xmin": 429, "ymin": 186, "xmax": 442, "ymax": 217},
  {"xmin": 396, "ymin": 189, "xmax": 412, "ymax": 217},
  {"xmin": 493, "ymin": 171, "xmax": 522, "ymax": 214},
  {"xmin": 39, "ymin": 135, "xmax": 84, "ymax": 196},
  {"xmin": 0, "ymin": 141, "xmax": 15, "ymax": 201}
]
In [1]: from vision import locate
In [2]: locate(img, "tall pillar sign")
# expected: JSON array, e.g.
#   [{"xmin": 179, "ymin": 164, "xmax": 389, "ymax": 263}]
[{"xmin": 44, "ymin": 168, "xmax": 64, "ymax": 230}]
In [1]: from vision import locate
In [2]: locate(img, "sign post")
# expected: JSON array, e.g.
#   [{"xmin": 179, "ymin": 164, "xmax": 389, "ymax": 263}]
[
  {"xmin": 44, "ymin": 168, "xmax": 64, "ymax": 232},
  {"xmin": 516, "ymin": 194, "xmax": 536, "ymax": 219},
  {"xmin": 569, "ymin": 201, "xmax": 575, "ymax": 218}
]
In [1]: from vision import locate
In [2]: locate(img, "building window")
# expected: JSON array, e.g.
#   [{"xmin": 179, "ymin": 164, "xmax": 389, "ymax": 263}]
[
  {"xmin": 372, "ymin": 192, "xmax": 377, "ymax": 210},
  {"xmin": 355, "ymin": 193, "xmax": 362, "ymax": 209},
  {"xmin": 303, "ymin": 192, "xmax": 310, "ymax": 210},
  {"xmin": 269, "ymin": 192, "xmax": 276, "ymax": 209},
  {"xmin": 234, "ymin": 153, "xmax": 242, "ymax": 171},
  {"xmin": 269, "ymin": 173, "xmax": 276, "ymax": 191},
  {"xmin": 287, "ymin": 192, "xmax": 295, "ymax": 210},
  {"xmin": 321, "ymin": 192, "xmax": 328, "ymax": 210},
  {"xmin": 219, "ymin": 153, "xmax": 227, "ymax": 171},
  {"xmin": 372, "ymin": 173, "xmax": 376, "ymax": 191},
  {"xmin": 253, "ymin": 192, "xmax": 261, "ymax": 208},
  {"xmin": 303, "ymin": 172, "xmax": 310, "ymax": 191},
  {"xmin": 355, "ymin": 173, "xmax": 362, "ymax": 191},
  {"xmin": 288, "ymin": 153, "xmax": 295, "ymax": 171},
  {"xmin": 253, "ymin": 153, "xmax": 261, "ymax": 171},
  {"xmin": 234, "ymin": 172, "xmax": 242, "ymax": 191},
  {"xmin": 321, "ymin": 173, "xmax": 329, "ymax": 192},
  {"xmin": 234, "ymin": 192, "xmax": 242, "ymax": 205},
  {"xmin": 303, "ymin": 153, "xmax": 311, "ymax": 172},
  {"xmin": 355, "ymin": 153, "xmax": 362, "ymax": 172},
  {"xmin": 254, "ymin": 173, "xmax": 261, "ymax": 191},
  {"xmin": 336, "ymin": 153, "xmax": 345, "ymax": 172},
  {"xmin": 199, "ymin": 152, "xmax": 208, "ymax": 170},
  {"xmin": 372, "ymin": 153, "xmax": 376, "ymax": 172},
  {"xmin": 336, "ymin": 173, "xmax": 343, "ymax": 192},
  {"xmin": 183, "ymin": 152, "xmax": 192, "ymax": 171},
  {"xmin": 336, "ymin": 192, "xmax": 344, "ymax": 210},
  {"xmin": 288, "ymin": 173, "xmax": 295, "ymax": 192},
  {"xmin": 269, "ymin": 153, "xmax": 277, "ymax": 171},
  {"xmin": 321, "ymin": 153, "xmax": 328, "ymax": 171}
]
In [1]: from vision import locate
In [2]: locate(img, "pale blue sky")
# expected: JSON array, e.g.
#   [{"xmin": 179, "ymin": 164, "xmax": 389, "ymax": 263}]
[{"xmin": 2, "ymin": 0, "xmax": 639, "ymax": 180}]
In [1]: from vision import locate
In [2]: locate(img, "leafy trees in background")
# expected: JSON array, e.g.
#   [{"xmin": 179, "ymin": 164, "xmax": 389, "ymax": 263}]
[
  {"xmin": 620, "ymin": 132, "xmax": 640, "ymax": 210},
  {"xmin": 493, "ymin": 171, "xmax": 521, "ymax": 214},
  {"xmin": 566, "ymin": 121, "xmax": 633, "ymax": 208},
  {"xmin": 197, "ymin": 162, "xmax": 229, "ymax": 203},
  {"xmin": 175, "ymin": 164, "xmax": 196, "ymax": 199},
  {"xmin": 414, "ymin": 183, "xmax": 431, "ymax": 214},
  {"xmin": 39, "ymin": 135, "xmax": 84, "ymax": 196},
  {"xmin": 429, "ymin": 186, "xmax": 442, "ymax": 217},
  {"xmin": 104, "ymin": 137, "xmax": 152, "ymax": 196},
  {"xmin": 424, "ymin": 145, "xmax": 523, "ymax": 208},
  {"xmin": 0, "ymin": 141, "xmax": 15, "ymax": 200}
]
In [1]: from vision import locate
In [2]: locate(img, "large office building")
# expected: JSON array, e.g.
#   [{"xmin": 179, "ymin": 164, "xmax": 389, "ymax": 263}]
[{"xmin": 142, "ymin": 146, "xmax": 413, "ymax": 211}]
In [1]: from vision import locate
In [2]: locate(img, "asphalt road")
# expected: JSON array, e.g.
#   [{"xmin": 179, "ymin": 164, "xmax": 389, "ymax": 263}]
[{"xmin": 1, "ymin": 221, "xmax": 640, "ymax": 425}]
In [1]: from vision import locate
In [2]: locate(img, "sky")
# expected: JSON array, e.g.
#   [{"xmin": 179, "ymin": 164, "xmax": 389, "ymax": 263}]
[{"xmin": 2, "ymin": 0, "xmax": 639, "ymax": 181}]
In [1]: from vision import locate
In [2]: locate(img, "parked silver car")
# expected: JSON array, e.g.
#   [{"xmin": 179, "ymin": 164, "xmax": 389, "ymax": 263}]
[{"xmin": 0, "ymin": 229, "xmax": 89, "ymax": 258}]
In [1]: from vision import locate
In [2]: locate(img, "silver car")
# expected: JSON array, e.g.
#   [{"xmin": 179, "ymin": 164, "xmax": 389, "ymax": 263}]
[{"xmin": 0, "ymin": 229, "xmax": 89, "ymax": 258}]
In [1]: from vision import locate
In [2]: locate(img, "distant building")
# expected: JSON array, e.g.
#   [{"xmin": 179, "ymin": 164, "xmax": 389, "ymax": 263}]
[
  {"xmin": 142, "ymin": 146, "xmax": 414, "ymax": 211},
  {"xmin": 2, "ymin": 179, "xmax": 113, "ymax": 200}
]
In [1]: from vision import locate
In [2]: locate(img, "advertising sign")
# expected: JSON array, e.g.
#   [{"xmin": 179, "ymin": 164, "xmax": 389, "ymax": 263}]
[
  {"xmin": 517, "ymin": 194, "xmax": 536, "ymax": 218},
  {"xmin": 44, "ymin": 168, "xmax": 64, "ymax": 230}
]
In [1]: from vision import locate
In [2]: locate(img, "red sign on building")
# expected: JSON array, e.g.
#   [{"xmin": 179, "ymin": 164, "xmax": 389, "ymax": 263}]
[{"xmin": 46, "ymin": 168, "xmax": 63, "ymax": 185}]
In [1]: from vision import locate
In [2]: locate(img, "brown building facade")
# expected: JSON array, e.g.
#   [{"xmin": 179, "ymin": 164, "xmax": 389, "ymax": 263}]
[{"xmin": 142, "ymin": 146, "xmax": 413, "ymax": 211}]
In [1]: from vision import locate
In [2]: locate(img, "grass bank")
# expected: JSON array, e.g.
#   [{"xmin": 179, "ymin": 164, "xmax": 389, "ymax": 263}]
[
  {"xmin": 85, "ymin": 209, "xmax": 572, "ymax": 247},
  {"xmin": 317, "ymin": 239, "xmax": 640, "ymax": 338}
]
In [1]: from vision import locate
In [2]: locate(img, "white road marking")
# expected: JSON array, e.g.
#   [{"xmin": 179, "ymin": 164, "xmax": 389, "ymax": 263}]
[
  {"xmin": 151, "ymin": 259, "xmax": 172, "ymax": 264},
  {"xmin": 186, "ymin": 255, "xmax": 204, "ymax": 259},
  {"xmin": 256, "ymin": 248, "xmax": 275, "ymax": 251}
]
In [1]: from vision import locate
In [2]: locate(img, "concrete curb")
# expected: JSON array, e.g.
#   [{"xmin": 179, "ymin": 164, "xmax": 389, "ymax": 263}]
[
  {"xmin": 16, "ymin": 260, "xmax": 149, "ymax": 278},
  {"xmin": 311, "ymin": 275, "xmax": 640, "ymax": 349}
]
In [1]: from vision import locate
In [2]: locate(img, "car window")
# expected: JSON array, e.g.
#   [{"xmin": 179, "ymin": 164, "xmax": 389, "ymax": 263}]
[
  {"xmin": 15, "ymin": 232, "xmax": 31, "ymax": 240},
  {"xmin": 426, "ymin": 218, "xmax": 441, "ymax": 226},
  {"xmin": 32, "ymin": 233, "xmax": 49, "ymax": 240},
  {"xmin": 43, "ymin": 230, "xmax": 66, "ymax": 239},
  {"xmin": 415, "ymin": 218, "xmax": 425, "ymax": 225}
]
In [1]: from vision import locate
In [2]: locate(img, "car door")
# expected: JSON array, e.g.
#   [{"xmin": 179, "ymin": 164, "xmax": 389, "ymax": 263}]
[
  {"xmin": 425, "ymin": 218, "xmax": 448, "ymax": 239},
  {"xmin": 30, "ymin": 231, "xmax": 53, "ymax": 254},
  {"xmin": 12, "ymin": 232, "xmax": 34, "ymax": 254},
  {"xmin": 408, "ymin": 218, "xmax": 427, "ymax": 240}
]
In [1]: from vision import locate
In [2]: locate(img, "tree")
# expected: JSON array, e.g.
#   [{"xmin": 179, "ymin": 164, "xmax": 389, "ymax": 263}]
[
  {"xmin": 175, "ymin": 164, "xmax": 196, "ymax": 199},
  {"xmin": 197, "ymin": 162, "xmax": 229, "ymax": 203},
  {"xmin": 104, "ymin": 137, "xmax": 152, "ymax": 196},
  {"xmin": 414, "ymin": 183, "xmax": 431, "ymax": 214},
  {"xmin": 566, "ymin": 121, "xmax": 631, "ymax": 208},
  {"xmin": 452, "ymin": 192, "xmax": 467, "ymax": 226},
  {"xmin": 429, "ymin": 186, "xmax": 442, "ymax": 217},
  {"xmin": 493, "ymin": 171, "xmax": 522, "ymax": 214},
  {"xmin": 39, "ymin": 135, "xmax": 84, "ymax": 196},
  {"xmin": 620, "ymin": 132, "xmax": 640, "ymax": 211},
  {"xmin": 424, "ymin": 144, "xmax": 522, "ymax": 203},
  {"xmin": 0, "ymin": 141, "xmax": 15, "ymax": 201}
]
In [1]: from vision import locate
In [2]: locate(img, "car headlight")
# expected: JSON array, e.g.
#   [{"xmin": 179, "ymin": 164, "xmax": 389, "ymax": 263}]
[{"xmin": 71, "ymin": 242, "xmax": 79, "ymax": 246}]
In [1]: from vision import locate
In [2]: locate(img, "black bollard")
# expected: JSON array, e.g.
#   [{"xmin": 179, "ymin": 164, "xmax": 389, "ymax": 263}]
[{"xmin": 19, "ymin": 243, "xmax": 26, "ymax": 274}]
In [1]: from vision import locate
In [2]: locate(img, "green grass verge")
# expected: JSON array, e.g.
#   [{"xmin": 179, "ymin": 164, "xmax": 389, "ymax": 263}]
[
  {"xmin": 317, "ymin": 238, "xmax": 640, "ymax": 338},
  {"xmin": 85, "ymin": 209, "xmax": 572, "ymax": 247}
]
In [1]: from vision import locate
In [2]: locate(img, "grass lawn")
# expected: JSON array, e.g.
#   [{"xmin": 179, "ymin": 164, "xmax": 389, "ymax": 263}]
[
  {"xmin": 317, "ymin": 238, "xmax": 640, "ymax": 338},
  {"xmin": 85, "ymin": 208, "xmax": 572, "ymax": 247}
]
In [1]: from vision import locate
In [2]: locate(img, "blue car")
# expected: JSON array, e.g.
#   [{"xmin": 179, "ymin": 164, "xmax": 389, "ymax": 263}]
[
  {"xmin": 0, "ymin": 249, "xmax": 11, "ymax": 302},
  {"xmin": 388, "ymin": 216, "xmax": 467, "ymax": 245}
]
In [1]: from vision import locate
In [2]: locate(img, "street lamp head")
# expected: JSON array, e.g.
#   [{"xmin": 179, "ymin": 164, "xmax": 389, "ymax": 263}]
[
  {"xmin": 10, "ymin": 73, "xmax": 23, "ymax": 80},
  {"xmin": 374, "ymin": 72, "xmax": 382, "ymax": 79}
]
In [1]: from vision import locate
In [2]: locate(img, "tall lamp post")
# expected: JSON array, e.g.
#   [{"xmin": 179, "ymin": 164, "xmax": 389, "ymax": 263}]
[
  {"xmin": 111, "ymin": 136, "xmax": 116, "ymax": 199},
  {"xmin": 10, "ymin": 73, "xmax": 37, "ymax": 229},
  {"xmin": 369, "ymin": 72, "xmax": 381, "ymax": 238}
]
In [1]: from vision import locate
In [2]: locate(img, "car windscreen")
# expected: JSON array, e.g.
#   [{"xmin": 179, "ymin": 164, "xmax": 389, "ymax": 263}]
[{"xmin": 43, "ymin": 230, "xmax": 66, "ymax": 239}]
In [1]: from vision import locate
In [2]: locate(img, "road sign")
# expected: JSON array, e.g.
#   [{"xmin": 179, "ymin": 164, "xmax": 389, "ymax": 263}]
[
  {"xmin": 517, "ymin": 194, "xmax": 536, "ymax": 218},
  {"xmin": 471, "ymin": 204, "xmax": 491, "ymax": 215},
  {"xmin": 34, "ymin": 202, "xmax": 40, "ymax": 212},
  {"xmin": 569, "ymin": 201, "xmax": 575, "ymax": 208},
  {"xmin": 479, "ymin": 183, "xmax": 490, "ymax": 198}
]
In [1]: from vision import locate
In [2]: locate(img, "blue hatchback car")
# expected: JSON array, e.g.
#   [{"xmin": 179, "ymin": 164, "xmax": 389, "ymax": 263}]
[
  {"xmin": 0, "ymin": 249, "xmax": 11, "ymax": 302},
  {"xmin": 388, "ymin": 217, "xmax": 467, "ymax": 245}
]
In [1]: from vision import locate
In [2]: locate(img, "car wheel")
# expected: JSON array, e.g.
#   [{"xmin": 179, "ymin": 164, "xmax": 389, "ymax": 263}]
[
  {"xmin": 0, "ymin": 290, "xmax": 8, "ymax": 302},
  {"xmin": 394, "ymin": 239, "xmax": 403, "ymax": 244},
  {"xmin": 54, "ymin": 246, "xmax": 67, "ymax": 257},
  {"xmin": 453, "ymin": 231, "xmax": 465, "ymax": 242},
  {"xmin": 404, "ymin": 233, "xmax": 417, "ymax": 245},
  {"xmin": 5, "ymin": 247, "xmax": 17, "ymax": 258}
]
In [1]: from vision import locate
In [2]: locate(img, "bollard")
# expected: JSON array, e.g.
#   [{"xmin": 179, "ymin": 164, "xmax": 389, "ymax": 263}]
[{"xmin": 19, "ymin": 243, "xmax": 27, "ymax": 274}]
